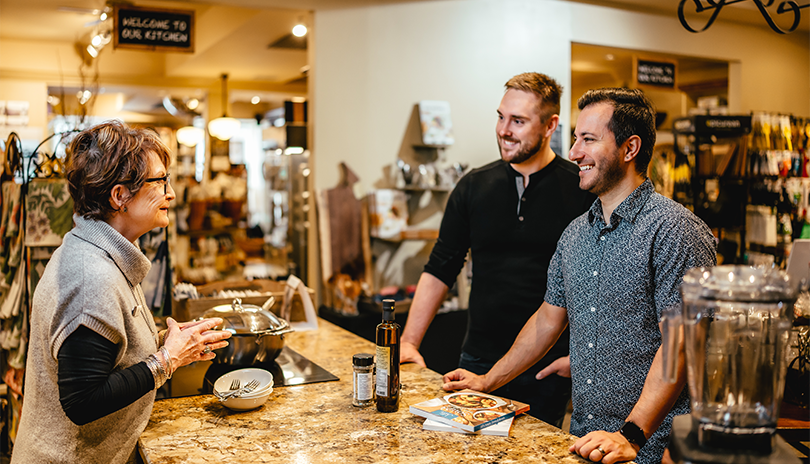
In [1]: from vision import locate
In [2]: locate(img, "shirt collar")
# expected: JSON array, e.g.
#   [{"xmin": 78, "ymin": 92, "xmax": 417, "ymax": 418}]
[
  {"xmin": 587, "ymin": 178, "xmax": 655, "ymax": 227},
  {"xmin": 503, "ymin": 157, "xmax": 559, "ymax": 181}
]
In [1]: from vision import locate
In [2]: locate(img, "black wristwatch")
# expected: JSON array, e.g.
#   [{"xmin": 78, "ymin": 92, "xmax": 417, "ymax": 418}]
[{"xmin": 619, "ymin": 421, "xmax": 647, "ymax": 449}]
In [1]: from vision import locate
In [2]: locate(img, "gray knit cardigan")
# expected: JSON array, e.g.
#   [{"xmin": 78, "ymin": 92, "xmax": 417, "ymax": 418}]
[{"xmin": 12, "ymin": 214, "xmax": 157, "ymax": 464}]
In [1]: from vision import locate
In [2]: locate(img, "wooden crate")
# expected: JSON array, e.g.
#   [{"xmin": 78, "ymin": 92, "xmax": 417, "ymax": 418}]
[{"xmin": 172, "ymin": 279, "xmax": 314, "ymax": 323}]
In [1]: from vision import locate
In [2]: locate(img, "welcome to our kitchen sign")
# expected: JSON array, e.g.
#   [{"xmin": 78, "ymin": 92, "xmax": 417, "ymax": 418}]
[
  {"xmin": 633, "ymin": 56, "xmax": 678, "ymax": 90},
  {"xmin": 114, "ymin": 5, "xmax": 195, "ymax": 53}
]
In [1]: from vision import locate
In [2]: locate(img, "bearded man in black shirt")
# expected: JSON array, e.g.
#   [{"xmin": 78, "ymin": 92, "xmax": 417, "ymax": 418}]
[{"xmin": 399, "ymin": 72, "xmax": 595, "ymax": 426}]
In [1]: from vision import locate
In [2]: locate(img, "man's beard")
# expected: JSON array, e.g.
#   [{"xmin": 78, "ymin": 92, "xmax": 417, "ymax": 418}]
[
  {"xmin": 499, "ymin": 135, "xmax": 544, "ymax": 165},
  {"xmin": 587, "ymin": 150, "xmax": 624, "ymax": 196}
]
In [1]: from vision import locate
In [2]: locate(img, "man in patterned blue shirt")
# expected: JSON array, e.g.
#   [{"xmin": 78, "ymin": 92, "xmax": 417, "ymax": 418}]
[{"xmin": 443, "ymin": 88, "xmax": 716, "ymax": 464}]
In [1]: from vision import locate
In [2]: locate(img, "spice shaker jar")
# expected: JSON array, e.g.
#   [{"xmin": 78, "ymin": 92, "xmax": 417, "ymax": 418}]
[{"xmin": 352, "ymin": 353, "xmax": 374, "ymax": 407}]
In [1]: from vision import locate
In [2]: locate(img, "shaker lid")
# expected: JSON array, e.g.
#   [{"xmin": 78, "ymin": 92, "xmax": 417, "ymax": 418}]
[
  {"xmin": 353, "ymin": 353, "xmax": 374, "ymax": 367},
  {"xmin": 203, "ymin": 298, "xmax": 290, "ymax": 334}
]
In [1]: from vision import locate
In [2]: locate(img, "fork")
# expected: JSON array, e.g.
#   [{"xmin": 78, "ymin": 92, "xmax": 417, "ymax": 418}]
[
  {"xmin": 214, "ymin": 379, "xmax": 241, "ymax": 399},
  {"xmin": 218, "ymin": 379, "xmax": 260, "ymax": 401}
]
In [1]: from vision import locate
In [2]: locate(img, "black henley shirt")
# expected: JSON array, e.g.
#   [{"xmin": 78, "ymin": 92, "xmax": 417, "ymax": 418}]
[{"xmin": 424, "ymin": 157, "xmax": 596, "ymax": 369}]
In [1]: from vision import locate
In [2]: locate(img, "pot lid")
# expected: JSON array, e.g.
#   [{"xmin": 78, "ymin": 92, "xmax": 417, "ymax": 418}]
[{"xmin": 203, "ymin": 298, "xmax": 289, "ymax": 334}]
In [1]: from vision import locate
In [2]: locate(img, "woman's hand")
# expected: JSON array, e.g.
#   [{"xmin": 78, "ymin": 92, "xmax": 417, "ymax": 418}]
[{"xmin": 162, "ymin": 317, "xmax": 231, "ymax": 371}]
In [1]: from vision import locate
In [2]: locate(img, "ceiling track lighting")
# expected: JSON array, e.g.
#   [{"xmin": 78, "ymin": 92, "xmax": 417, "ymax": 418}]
[
  {"xmin": 83, "ymin": 7, "xmax": 113, "ymax": 61},
  {"xmin": 207, "ymin": 74, "xmax": 240, "ymax": 141}
]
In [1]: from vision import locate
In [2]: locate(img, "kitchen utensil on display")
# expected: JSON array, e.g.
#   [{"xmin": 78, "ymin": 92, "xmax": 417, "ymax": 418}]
[
  {"xmin": 203, "ymin": 298, "xmax": 294, "ymax": 364},
  {"xmin": 663, "ymin": 265, "xmax": 801, "ymax": 462},
  {"xmin": 216, "ymin": 379, "xmax": 260, "ymax": 401},
  {"xmin": 219, "ymin": 384, "xmax": 273, "ymax": 411},
  {"xmin": 213, "ymin": 368, "xmax": 274, "ymax": 411}
]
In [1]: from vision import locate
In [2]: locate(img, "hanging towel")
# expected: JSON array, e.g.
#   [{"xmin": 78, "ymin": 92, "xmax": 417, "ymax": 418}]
[
  {"xmin": 0, "ymin": 265, "xmax": 24, "ymax": 319},
  {"xmin": 0, "ymin": 181, "xmax": 22, "ymax": 278}
]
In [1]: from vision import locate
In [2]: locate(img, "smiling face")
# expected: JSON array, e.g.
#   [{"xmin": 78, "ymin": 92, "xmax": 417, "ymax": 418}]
[
  {"xmin": 122, "ymin": 151, "xmax": 175, "ymax": 240},
  {"xmin": 569, "ymin": 102, "xmax": 626, "ymax": 196},
  {"xmin": 496, "ymin": 89, "xmax": 547, "ymax": 165}
]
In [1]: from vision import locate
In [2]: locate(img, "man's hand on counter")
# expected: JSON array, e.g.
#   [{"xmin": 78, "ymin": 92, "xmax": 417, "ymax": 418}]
[
  {"xmin": 441, "ymin": 368, "xmax": 490, "ymax": 392},
  {"xmin": 400, "ymin": 341, "xmax": 427, "ymax": 368},
  {"xmin": 569, "ymin": 430, "xmax": 638, "ymax": 464}
]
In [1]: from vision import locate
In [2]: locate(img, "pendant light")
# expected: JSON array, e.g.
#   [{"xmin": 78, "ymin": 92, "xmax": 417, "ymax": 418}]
[
  {"xmin": 208, "ymin": 74, "xmax": 240, "ymax": 141},
  {"xmin": 176, "ymin": 126, "xmax": 204, "ymax": 147}
]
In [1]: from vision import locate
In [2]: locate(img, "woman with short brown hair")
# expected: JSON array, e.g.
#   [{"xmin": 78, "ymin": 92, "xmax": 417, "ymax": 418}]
[{"xmin": 13, "ymin": 120, "xmax": 231, "ymax": 463}]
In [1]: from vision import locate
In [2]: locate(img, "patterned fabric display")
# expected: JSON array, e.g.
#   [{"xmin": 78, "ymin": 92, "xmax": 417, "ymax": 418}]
[{"xmin": 25, "ymin": 178, "xmax": 73, "ymax": 247}]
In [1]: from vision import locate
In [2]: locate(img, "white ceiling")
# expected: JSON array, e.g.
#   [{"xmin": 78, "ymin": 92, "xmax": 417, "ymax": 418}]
[{"xmin": 0, "ymin": 0, "xmax": 806, "ymax": 118}]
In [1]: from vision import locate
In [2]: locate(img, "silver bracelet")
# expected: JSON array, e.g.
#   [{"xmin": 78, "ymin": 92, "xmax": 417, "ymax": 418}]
[
  {"xmin": 152, "ymin": 355, "xmax": 166, "ymax": 387},
  {"xmin": 159, "ymin": 346, "xmax": 173, "ymax": 379},
  {"xmin": 153, "ymin": 353, "xmax": 167, "ymax": 382},
  {"xmin": 145, "ymin": 356, "xmax": 160, "ymax": 387},
  {"xmin": 147, "ymin": 354, "xmax": 166, "ymax": 388}
]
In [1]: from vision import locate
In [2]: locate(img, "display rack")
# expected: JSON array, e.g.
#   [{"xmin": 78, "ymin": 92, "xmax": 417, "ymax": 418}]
[{"xmin": 672, "ymin": 115, "xmax": 752, "ymax": 264}]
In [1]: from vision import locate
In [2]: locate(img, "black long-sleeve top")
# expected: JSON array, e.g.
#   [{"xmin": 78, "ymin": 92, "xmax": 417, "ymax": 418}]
[
  {"xmin": 424, "ymin": 158, "xmax": 596, "ymax": 369},
  {"xmin": 57, "ymin": 325, "xmax": 156, "ymax": 425}
]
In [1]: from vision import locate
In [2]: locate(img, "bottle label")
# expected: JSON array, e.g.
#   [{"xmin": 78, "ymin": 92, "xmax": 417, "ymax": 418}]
[
  {"xmin": 354, "ymin": 372, "xmax": 373, "ymax": 401},
  {"xmin": 376, "ymin": 345, "xmax": 390, "ymax": 396}
]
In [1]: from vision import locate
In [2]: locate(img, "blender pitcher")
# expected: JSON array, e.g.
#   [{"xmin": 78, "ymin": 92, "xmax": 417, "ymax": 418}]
[{"xmin": 663, "ymin": 265, "xmax": 798, "ymax": 453}]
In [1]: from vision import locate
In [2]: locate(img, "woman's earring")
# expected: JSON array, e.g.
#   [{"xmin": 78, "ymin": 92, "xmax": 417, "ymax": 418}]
[{"xmin": 123, "ymin": 207, "xmax": 128, "ymax": 213}]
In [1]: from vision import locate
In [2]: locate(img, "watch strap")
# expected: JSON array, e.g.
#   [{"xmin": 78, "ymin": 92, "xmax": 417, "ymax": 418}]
[{"xmin": 620, "ymin": 421, "xmax": 647, "ymax": 448}]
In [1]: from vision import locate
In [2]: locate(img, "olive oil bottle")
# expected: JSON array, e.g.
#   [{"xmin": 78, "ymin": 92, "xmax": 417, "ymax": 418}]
[{"xmin": 375, "ymin": 299, "xmax": 400, "ymax": 412}]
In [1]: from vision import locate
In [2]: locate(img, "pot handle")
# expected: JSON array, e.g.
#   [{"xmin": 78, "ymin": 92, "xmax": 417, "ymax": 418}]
[
  {"xmin": 261, "ymin": 296, "xmax": 276, "ymax": 311},
  {"xmin": 254, "ymin": 328, "xmax": 296, "ymax": 344}
]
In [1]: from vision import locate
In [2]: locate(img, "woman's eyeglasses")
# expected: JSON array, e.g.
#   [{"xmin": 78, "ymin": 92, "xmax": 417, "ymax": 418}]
[{"xmin": 145, "ymin": 174, "xmax": 171, "ymax": 194}]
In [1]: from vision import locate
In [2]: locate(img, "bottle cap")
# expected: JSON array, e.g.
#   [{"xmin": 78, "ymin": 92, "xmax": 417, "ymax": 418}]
[
  {"xmin": 353, "ymin": 353, "xmax": 374, "ymax": 367},
  {"xmin": 382, "ymin": 299, "xmax": 396, "ymax": 320}
]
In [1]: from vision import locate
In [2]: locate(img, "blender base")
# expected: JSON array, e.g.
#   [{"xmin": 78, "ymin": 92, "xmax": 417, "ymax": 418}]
[{"xmin": 669, "ymin": 415, "xmax": 801, "ymax": 464}]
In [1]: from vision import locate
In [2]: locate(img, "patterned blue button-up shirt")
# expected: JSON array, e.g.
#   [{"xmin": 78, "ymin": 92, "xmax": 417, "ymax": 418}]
[{"xmin": 545, "ymin": 179, "xmax": 716, "ymax": 464}]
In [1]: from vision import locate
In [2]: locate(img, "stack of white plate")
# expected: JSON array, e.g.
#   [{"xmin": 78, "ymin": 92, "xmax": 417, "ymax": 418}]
[{"xmin": 213, "ymin": 368, "xmax": 274, "ymax": 411}]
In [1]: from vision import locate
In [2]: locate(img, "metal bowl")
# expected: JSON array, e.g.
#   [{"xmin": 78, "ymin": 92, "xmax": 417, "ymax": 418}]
[{"xmin": 202, "ymin": 298, "xmax": 294, "ymax": 364}]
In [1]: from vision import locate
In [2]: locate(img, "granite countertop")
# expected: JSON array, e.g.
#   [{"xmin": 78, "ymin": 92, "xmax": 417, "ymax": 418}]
[{"xmin": 139, "ymin": 318, "xmax": 589, "ymax": 463}]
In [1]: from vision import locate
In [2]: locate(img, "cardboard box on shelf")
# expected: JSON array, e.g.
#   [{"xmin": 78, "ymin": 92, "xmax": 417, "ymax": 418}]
[{"xmin": 172, "ymin": 279, "xmax": 314, "ymax": 324}]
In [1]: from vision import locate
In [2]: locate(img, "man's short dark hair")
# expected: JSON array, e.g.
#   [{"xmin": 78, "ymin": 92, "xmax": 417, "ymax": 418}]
[
  {"xmin": 505, "ymin": 72, "xmax": 562, "ymax": 122},
  {"xmin": 577, "ymin": 88, "xmax": 656, "ymax": 175}
]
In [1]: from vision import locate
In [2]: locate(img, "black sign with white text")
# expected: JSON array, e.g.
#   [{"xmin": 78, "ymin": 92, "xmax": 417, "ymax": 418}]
[
  {"xmin": 114, "ymin": 5, "xmax": 194, "ymax": 53},
  {"xmin": 636, "ymin": 59, "xmax": 675, "ymax": 88}
]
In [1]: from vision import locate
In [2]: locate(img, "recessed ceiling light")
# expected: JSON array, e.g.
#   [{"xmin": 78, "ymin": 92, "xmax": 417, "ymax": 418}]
[
  {"xmin": 292, "ymin": 24, "xmax": 307, "ymax": 37},
  {"xmin": 251, "ymin": 96, "xmax": 261, "ymax": 105}
]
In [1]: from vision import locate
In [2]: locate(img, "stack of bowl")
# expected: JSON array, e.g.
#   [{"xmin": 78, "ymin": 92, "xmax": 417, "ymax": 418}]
[{"xmin": 213, "ymin": 368, "xmax": 274, "ymax": 411}]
